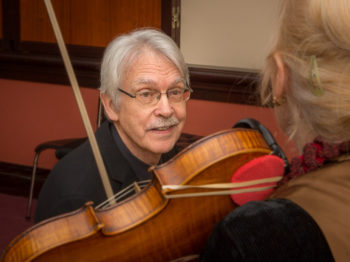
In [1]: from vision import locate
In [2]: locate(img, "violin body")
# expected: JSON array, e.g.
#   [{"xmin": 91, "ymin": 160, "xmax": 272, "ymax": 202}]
[{"xmin": 1, "ymin": 128, "xmax": 271, "ymax": 262}]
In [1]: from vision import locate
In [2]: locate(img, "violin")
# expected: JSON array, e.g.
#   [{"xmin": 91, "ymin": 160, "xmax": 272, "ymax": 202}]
[{"xmin": 1, "ymin": 128, "xmax": 272, "ymax": 262}]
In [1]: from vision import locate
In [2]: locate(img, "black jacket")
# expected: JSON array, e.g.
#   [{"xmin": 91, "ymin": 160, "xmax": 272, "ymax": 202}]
[{"xmin": 34, "ymin": 121, "xmax": 140, "ymax": 223}]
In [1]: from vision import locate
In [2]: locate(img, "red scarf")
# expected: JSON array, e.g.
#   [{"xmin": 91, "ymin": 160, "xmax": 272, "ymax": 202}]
[{"xmin": 279, "ymin": 137, "xmax": 350, "ymax": 186}]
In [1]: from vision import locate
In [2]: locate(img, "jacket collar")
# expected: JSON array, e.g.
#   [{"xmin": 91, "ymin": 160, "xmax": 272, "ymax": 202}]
[{"xmin": 94, "ymin": 121, "xmax": 138, "ymax": 189}]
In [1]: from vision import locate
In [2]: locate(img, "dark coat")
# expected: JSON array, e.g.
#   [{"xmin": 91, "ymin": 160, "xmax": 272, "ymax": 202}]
[
  {"xmin": 200, "ymin": 198, "xmax": 334, "ymax": 262},
  {"xmin": 34, "ymin": 121, "xmax": 139, "ymax": 223}
]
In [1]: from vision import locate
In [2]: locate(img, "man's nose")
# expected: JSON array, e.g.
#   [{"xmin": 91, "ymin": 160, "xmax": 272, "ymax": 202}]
[{"xmin": 154, "ymin": 94, "xmax": 173, "ymax": 117}]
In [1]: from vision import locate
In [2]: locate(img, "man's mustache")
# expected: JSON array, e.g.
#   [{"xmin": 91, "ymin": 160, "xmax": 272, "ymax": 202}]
[{"xmin": 146, "ymin": 117, "xmax": 179, "ymax": 130}]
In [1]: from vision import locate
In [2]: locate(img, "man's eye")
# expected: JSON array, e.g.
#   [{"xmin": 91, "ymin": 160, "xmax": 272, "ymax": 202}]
[
  {"xmin": 138, "ymin": 90, "xmax": 156, "ymax": 98},
  {"xmin": 168, "ymin": 88, "xmax": 183, "ymax": 96}
]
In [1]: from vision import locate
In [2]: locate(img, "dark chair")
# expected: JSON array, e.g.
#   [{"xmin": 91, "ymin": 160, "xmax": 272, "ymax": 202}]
[{"xmin": 25, "ymin": 99, "xmax": 104, "ymax": 219}]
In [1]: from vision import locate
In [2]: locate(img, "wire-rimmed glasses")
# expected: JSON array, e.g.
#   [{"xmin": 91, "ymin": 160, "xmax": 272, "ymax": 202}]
[{"xmin": 118, "ymin": 86, "xmax": 193, "ymax": 106}]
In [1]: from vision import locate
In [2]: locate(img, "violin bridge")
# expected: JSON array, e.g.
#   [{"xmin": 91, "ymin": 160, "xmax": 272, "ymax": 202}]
[{"xmin": 133, "ymin": 181, "xmax": 141, "ymax": 193}]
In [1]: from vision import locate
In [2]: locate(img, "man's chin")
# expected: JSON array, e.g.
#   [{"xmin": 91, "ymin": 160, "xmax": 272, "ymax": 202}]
[
  {"xmin": 150, "ymin": 141, "xmax": 176, "ymax": 155},
  {"xmin": 147, "ymin": 131, "xmax": 182, "ymax": 154}
]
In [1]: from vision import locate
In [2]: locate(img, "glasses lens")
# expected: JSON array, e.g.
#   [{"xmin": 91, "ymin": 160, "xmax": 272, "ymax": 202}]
[
  {"xmin": 168, "ymin": 88, "xmax": 186, "ymax": 103},
  {"xmin": 136, "ymin": 90, "xmax": 158, "ymax": 105}
]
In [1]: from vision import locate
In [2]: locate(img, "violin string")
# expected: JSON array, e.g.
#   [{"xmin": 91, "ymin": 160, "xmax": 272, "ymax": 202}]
[
  {"xmin": 138, "ymin": 180, "xmax": 152, "ymax": 186},
  {"xmin": 96, "ymin": 183, "xmax": 135, "ymax": 209},
  {"xmin": 114, "ymin": 179, "xmax": 153, "ymax": 200},
  {"xmin": 95, "ymin": 180, "xmax": 151, "ymax": 209},
  {"xmin": 169, "ymin": 254, "xmax": 199, "ymax": 262}
]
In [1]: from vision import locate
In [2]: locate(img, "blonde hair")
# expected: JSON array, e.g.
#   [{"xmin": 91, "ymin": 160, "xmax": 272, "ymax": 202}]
[{"xmin": 261, "ymin": 0, "xmax": 350, "ymax": 142}]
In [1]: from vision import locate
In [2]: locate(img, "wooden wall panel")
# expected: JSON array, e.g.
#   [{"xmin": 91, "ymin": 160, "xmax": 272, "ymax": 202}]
[
  {"xmin": 109, "ymin": 0, "xmax": 161, "ymax": 39},
  {"xmin": 20, "ymin": 0, "xmax": 161, "ymax": 47},
  {"xmin": 0, "ymin": 0, "xmax": 2, "ymax": 38},
  {"xmin": 20, "ymin": 0, "xmax": 69, "ymax": 44}
]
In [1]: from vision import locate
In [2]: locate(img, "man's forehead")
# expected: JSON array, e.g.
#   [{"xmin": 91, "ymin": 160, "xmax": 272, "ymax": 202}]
[{"xmin": 132, "ymin": 77, "xmax": 185, "ymax": 86}]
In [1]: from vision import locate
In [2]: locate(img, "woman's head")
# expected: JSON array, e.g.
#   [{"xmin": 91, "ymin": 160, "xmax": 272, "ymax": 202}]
[{"xmin": 261, "ymin": 0, "xmax": 350, "ymax": 145}]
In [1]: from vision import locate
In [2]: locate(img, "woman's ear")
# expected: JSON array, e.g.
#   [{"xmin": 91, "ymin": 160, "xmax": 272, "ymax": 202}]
[
  {"xmin": 272, "ymin": 52, "xmax": 287, "ymax": 99},
  {"xmin": 100, "ymin": 93, "xmax": 119, "ymax": 121}
]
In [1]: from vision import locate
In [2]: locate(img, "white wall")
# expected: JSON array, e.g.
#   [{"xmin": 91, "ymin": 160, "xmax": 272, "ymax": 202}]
[{"xmin": 180, "ymin": 0, "xmax": 280, "ymax": 70}]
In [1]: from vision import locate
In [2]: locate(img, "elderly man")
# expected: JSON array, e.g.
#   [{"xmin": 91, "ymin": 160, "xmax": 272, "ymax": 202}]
[{"xmin": 34, "ymin": 28, "xmax": 192, "ymax": 223}]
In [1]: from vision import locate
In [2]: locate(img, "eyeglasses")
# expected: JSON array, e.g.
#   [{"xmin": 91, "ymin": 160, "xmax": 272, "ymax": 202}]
[{"xmin": 118, "ymin": 86, "xmax": 193, "ymax": 106}]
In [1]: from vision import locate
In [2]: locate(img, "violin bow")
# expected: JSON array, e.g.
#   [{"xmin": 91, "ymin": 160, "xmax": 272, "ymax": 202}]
[
  {"xmin": 161, "ymin": 176, "xmax": 282, "ymax": 199},
  {"xmin": 43, "ymin": 0, "xmax": 115, "ymax": 205}
]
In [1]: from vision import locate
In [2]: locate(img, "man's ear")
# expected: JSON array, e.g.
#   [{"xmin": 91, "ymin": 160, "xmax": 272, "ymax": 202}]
[
  {"xmin": 100, "ymin": 93, "xmax": 119, "ymax": 121},
  {"xmin": 272, "ymin": 52, "xmax": 287, "ymax": 99}
]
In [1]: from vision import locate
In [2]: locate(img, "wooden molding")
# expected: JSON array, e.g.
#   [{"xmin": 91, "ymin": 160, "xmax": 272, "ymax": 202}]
[
  {"xmin": 0, "ymin": 161, "xmax": 49, "ymax": 198},
  {"xmin": 0, "ymin": 45, "xmax": 261, "ymax": 105},
  {"xmin": 189, "ymin": 65, "xmax": 260, "ymax": 105},
  {"xmin": 0, "ymin": 49, "xmax": 101, "ymax": 88}
]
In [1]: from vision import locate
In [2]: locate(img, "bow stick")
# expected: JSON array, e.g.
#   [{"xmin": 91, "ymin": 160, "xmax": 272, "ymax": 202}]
[{"xmin": 43, "ymin": 0, "xmax": 115, "ymax": 205}]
